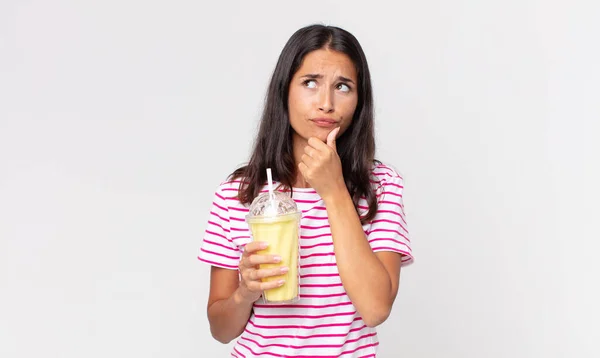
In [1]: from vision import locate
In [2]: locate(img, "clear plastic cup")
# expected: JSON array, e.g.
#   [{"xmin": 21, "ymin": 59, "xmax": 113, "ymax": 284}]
[{"xmin": 246, "ymin": 191, "xmax": 301, "ymax": 304}]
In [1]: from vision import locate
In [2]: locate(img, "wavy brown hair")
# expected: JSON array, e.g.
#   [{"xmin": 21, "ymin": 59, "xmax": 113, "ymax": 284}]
[{"xmin": 230, "ymin": 24, "xmax": 380, "ymax": 224}]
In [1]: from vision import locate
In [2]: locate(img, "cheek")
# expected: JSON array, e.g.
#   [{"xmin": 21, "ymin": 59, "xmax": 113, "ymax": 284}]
[{"xmin": 290, "ymin": 93, "xmax": 313, "ymax": 116}]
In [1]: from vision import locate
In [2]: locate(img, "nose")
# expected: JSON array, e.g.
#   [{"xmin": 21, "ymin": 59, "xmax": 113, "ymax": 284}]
[{"xmin": 318, "ymin": 88, "xmax": 334, "ymax": 113}]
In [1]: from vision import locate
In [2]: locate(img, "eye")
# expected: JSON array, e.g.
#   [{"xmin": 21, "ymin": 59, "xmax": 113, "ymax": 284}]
[
  {"xmin": 337, "ymin": 83, "xmax": 351, "ymax": 92},
  {"xmin": 303, "ymin": 79, "xmax": 317, "ymax": 89}
]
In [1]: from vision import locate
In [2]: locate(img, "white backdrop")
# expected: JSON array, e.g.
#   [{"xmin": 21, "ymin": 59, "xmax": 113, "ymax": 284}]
[{"xmin": 1, "ymin": 1, "xmax": 598, "ymax": 357}]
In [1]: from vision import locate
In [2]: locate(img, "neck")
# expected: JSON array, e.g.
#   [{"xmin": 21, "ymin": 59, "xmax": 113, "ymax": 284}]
[{"xmin": 292, "ymin": 132, "xmax": 311, "ymax": 188}]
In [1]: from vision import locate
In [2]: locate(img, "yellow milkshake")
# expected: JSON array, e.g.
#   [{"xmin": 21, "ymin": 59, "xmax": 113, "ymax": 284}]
[
  {"xmin": 246, "ymin": 171, "xmax": 302, "ymax": 305},
  {"xmin": 248, "ymin": 213, "xmax": 300, "ymax": 303}
]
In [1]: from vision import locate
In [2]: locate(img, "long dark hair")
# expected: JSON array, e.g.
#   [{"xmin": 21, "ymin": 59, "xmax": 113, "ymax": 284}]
[{"xmin": 230, "ymin": 24, "xmax": 379, "ymax": 224}]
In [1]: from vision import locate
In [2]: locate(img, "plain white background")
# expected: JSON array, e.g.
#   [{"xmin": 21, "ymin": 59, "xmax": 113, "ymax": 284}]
[{"xmin": 1, "ymin": 0, "xmax": 598, "ymax": 357}]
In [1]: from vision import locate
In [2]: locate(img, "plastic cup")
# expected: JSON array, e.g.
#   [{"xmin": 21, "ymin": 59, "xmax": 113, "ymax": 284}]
[{"xmin": 246, "ymin": 190, "xmax": 301, "ymax": 304}]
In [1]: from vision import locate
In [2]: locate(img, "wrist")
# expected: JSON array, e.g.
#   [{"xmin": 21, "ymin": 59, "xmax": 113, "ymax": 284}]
[
  {"xmin": 322, "ymin": 184, "xmax": 351, "ymax": 207},
  {"xmin": 233, "ymin": 287, "xmax": 257, "ymax": 307}
]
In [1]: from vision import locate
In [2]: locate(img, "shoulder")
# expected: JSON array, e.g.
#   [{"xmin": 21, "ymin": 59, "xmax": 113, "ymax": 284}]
[
  {"xmin": 210, "ymin": 166, "xmax": 250, "ymax": 195},
  {"xmin": 215, "ymin": 178, "xmax": 247, "ymax": 193},
  {"xmin": 210, "ymin": 177, "xmax": 250, "ymax": 207},
  {"xmin": 368, "ymin": 161, "xmax": 405, "ymax": 203},
  {"xmin": 370, "ymin": 161, "xmax": 405, "ymax": 187}
]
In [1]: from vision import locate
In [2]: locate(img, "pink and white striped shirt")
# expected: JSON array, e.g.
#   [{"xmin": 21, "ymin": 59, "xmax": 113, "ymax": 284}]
[{"xmin": 198, "ymin": 163, "xmax": 414, "ymax": 357}]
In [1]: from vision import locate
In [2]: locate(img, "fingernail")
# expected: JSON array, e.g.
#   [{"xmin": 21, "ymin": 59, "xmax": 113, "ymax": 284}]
[
  {"xmin": 280, "ymin": 266, "xmax": 289, "ymax": 273},
  {"xmin": 278, "ymin": 280, "xmax": 285, "ymax": 286},
  {"xmin": 259, "ymin": 242, "xmax": 268, "ymax": 249},
  {"xmin": 273, "ymin": 255, "xmax": 281, "ymax": 262}
]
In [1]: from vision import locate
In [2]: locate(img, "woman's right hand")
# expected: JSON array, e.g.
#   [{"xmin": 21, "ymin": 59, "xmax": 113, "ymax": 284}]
[{"xmin": 237, "ymin": 241, "xmax": 288, "ymax": 304}]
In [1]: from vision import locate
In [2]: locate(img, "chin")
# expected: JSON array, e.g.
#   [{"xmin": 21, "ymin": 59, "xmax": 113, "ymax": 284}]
[
  {"xmin": 310, "ymin": 130, "xmax": 329, "ymax": 143},
  {"xmin": 291, "ymin": 128, "xmax": 320, "ymax": 142}
]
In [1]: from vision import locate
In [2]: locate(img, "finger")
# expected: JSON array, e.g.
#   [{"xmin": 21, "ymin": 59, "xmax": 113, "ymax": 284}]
[
  {"xmin": 239, "ymin": 257, "xmax": 248, "ymax": 271},
  {"xmin": 254, "ymin": 266, "xmax": 289, "ymax": 280},
  {"xmin": 247, "ymin": 268, "xmax": 260, "ymax": 281},
  {"xmin": 307, "ymin": 137, "xmax": 329, "ymax": 152},
  {"xmin": 239, "ymin": 255, "xmax": 258, "ymax": 272},
  {"xmin": 301, "ymin": 154, "xmax": 315, "ymax": 166},
  {"xmin": 248, "ymin": 254, "xmax": 282, "ymax": 266},
  {"xmin": 241, "ymin": 267, "xmax": 254, "ymax": 282},
  {"xmin": 298, "ymin": 162, "xmax": 309, "ymax": 179},
  {"xmin": 245, "ymin": 280, "xmax": 264, "ymax": 292},
  {"xmin": 245, "ymin": 278, "xmax": 284, "ymax": 291},
  {"xmin": 303, "ymin": 145, "xmax": 318, "ymax": 158},
  {"xmin": 326, "ymin": 127, "xmax": 340, "ymax": 152},
  {"xmin": 260, "ymin": 279, "xmax": 286, "ymax": 291},
  {"xmin": 244, "ymin": 241, "xmax": 269, "ymax": 255}
]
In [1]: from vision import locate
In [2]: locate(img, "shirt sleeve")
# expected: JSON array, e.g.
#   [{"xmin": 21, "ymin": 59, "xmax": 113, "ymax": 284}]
[
  {"xmin": 197, "ymin": 184, "xmax": 242, "ymax": 270},
  {"xmin": 367, "ymin": 174, "xmax": 414, "ymax": 266}
]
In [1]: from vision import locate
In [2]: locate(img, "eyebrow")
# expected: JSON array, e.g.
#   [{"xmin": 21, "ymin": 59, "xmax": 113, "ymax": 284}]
[{"xmin": 300, "ymin": 73, "xmax": 355, "ymax": 84}]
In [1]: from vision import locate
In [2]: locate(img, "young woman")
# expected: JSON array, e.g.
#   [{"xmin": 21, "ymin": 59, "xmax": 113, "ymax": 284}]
[{"xmin": 198, "ymin": 24, "xmax": 414, "ymax": 357}]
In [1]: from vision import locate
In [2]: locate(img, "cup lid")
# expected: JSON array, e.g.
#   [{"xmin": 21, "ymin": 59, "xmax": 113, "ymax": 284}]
[{"xmin": 247, "ymin": 191, "xmax": 299, "ymax": 218}]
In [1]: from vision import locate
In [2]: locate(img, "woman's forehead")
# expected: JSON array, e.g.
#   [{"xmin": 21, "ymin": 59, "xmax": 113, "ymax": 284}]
[{"xmin": 295, "ymin": 49, "xmax": 357, "ymax": 79}]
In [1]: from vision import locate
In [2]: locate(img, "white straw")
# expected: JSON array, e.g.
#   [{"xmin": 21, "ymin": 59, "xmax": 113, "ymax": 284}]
[
  {"xmin": 265, "ymin": 168, "xmax": 277, "ymax": 216},
  {"xmin": 266, "ymin": 168, "xmax": 275, "ymax": 201}
]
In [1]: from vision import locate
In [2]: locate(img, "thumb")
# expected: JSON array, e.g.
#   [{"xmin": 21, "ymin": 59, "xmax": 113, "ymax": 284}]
[{"xmin": 326, "ymin": 127, "xmax": 340, "ymax": 151}]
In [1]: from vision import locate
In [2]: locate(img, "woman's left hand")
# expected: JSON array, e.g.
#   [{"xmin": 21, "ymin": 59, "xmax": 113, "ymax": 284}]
[{"xmin": 298, "ymin": 127, "xmax": 347, "ymax": 200}]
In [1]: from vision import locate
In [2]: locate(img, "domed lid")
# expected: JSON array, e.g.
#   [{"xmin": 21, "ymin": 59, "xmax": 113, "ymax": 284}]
[{"xmin": 247, "ymin": 190, "xmax": 299, "ymax": 218}]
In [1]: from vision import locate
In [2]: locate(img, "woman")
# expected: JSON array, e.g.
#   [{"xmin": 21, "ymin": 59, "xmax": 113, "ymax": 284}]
[{"xmin": 198, "ymin": 24, "xmax": 414, "ymax": 357}]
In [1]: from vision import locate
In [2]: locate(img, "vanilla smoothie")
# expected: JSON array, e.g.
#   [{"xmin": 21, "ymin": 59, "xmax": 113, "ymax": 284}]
[
  {"xmin": 247, "ymin": 213, "xmax": 300, "ymax": 303},
  {"xmin": 246, "ymin": 174, "xmax": 301, "ymax": 305}
]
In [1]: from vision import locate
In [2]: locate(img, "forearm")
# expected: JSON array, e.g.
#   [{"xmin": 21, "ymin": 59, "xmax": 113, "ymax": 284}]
[
  {"xmin": 324, "ymin": 189, "xmax": 394, "ymax": 327},
  {"xmin": 207, "ymin": 288, "xmax": 254, "ymax": 344}
]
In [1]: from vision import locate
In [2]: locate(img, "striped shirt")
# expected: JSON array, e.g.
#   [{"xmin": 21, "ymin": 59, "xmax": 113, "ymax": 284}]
[{"xmin": 198, "ymin": 163, "xmax": 414, "ymax": 357}]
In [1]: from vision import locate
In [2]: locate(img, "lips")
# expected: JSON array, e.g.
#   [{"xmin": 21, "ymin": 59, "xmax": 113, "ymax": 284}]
[{"xmin": 310, "ymin": 118, "xmax": 338, "ymax": 128}]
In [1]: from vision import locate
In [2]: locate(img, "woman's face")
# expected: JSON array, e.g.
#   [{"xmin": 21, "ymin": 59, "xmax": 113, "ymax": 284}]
[{"xmin": 288, "ymin": 48, "xmax": 359, "ymax": 144}]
